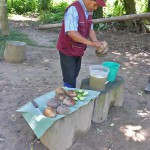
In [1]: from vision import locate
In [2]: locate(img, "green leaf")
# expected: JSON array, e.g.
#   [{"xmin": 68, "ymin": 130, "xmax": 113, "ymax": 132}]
[{"xmin": 95, "ymin": 128, "xmax": 103, "ymax": 134}]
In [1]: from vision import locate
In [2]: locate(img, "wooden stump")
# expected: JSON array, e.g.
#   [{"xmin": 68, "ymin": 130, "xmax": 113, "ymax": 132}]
[
  {"xmin": 80, "ymin": 76, "xmax": 124, "ymax": 123},
  {"xmin": 4, "ymin": 41, "xmax": 27, "ymax": 63},
  {"xmin": 40, "ymin": 100, "xmax": 94, "ymax": 150}
]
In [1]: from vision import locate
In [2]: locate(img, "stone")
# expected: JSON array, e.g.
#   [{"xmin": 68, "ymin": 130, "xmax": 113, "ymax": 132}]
[{"xmin": 4, "ymin": 41, "xmax": 26, "ymax": 63}]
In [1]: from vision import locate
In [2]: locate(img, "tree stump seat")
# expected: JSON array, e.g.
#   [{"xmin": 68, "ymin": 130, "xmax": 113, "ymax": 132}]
[
  {"xmin": 4, "ymin": 41, "xmax": 27, "ymax": 63},
  {"xmin": 80, "ymin": 76, "xmax": 124, "ymax": 123}
]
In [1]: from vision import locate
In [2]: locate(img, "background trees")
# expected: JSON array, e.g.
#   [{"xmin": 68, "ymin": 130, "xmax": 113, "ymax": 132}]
[
  {"xmin": 6, "ymin": 0, "xmax": 149, "ymax": 18},
  {"xmin": 0, "ymin": 0, "xmax": 149, "ymax": 34}
]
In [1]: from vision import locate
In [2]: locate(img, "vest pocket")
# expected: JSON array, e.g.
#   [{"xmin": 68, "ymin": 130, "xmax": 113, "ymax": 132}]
[
  {"xmin": 71, "ymin": 43, "xmax": 84, "ymax": 56},
  {"xmin": 72, "ymin": 44, "xmax": 82, "ymax": 49}
]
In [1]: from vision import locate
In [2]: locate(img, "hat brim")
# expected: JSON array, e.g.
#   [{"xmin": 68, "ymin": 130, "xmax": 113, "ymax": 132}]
[{"xmin": 96, "ymin": 0, "xmax": 106, "ymax": 7}]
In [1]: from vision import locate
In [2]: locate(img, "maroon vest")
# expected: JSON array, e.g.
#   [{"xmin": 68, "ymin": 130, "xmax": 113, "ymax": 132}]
[{"xmin": 57, "ymin": 1, "xmax": 93, "ymax": 56}]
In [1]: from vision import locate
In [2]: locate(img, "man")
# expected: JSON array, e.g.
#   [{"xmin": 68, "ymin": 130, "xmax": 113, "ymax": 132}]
[{"xmin": 57, "ymin": 0, "xmax": 106, "ymax": 88}]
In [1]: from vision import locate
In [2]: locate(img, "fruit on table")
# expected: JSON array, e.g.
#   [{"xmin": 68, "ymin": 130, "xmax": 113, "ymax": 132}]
[
  {"xmin": 43, "ymin": 107, "xmax": 56, "ymax": 118},
  {"xmin": 47, "ymin": 98, "xmax": 61, "ymax": 109},
  {"xmin": 74, "ymin": 90, "xmax": 88, "ymax": 101},
  {"xmin": 43, "ymin": 89, "xmax": 89, "ymax": 118},
  {"xmin": 63, "ymin": 97, "xmax": 76, "ymax": 106},
  {"xmin": 55, "ymin": 87, "xmax": 66, "ymax": 95},
  {"xmin": 55, "ymin": 93, "xmax": 66, "ymax": 101},
  {"xmin": 57, "ymin": 105, "xmax": 70, "ymax": 115},
  {"xmin": 66, "ymin": 90, "xmax": 77, "ymax": 97}
]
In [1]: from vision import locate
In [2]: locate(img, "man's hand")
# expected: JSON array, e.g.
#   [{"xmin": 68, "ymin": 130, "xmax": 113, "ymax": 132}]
[
  {"xmin": 96, "ymin": 41, "xmax": 108, "ymax": 54},
  {"xmin": 90, "ymin": 41, "xmax": 101, "ymax": 47}
]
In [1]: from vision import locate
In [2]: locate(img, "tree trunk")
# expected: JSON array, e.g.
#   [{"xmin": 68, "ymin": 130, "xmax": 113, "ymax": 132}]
[
  {"xmin": 0, "ymin": 0, "xmax": 9, "ymax": 35},
  {"xmin": 148, "ymin": 0, "xmax": 150, "ymax": 12},
  {"xmin": 123, "ymin": 0, "xmax": 136, "ymax": 14},
  {"xmin": 39, "ymin": 0, "xmax": 50, "ymax": 11},
  {"xmin": 11, "ymin": 0, "xmax": 13, "ymax": 7}
]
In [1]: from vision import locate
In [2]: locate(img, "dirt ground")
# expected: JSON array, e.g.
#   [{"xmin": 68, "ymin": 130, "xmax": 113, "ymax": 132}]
[{"xmin": 0, "ymin": 17, "xmax": 150, "ymax": 150}]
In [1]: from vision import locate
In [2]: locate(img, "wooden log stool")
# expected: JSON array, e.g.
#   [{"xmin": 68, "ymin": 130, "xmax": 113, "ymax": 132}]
[
  {"xmin": 80, "ymin": 76, "xmax": 124, "ymax": 123},
  {"xmin": 4, "ymin": 41, "xmax": 27, "ymax": 63}
]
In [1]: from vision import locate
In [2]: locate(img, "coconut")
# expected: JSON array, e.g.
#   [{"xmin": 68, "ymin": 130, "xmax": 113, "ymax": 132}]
[
  {"xmin": 43, "ymin": 107, "xmax": 56, "ymax": 118},
  {"xmin": 47, "ymin": 98, "xmax": 61, "ymax": 109},
  {"xmin": 65, "ymin": 90, "xmax": 77, "ymax": 97},
  {"xmin": 57, "ymin": 105, "xmax": 70, "ymax": 115},
  {"xmin": 55, "ymin": 87, "xmax": 66, "ymax": 95},
  {"xmin": 63, "ymin": 97, "xmax": 76, "ymax": 107}
]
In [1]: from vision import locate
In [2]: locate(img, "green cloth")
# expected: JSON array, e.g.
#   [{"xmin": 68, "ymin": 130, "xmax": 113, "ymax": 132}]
[{"xmin": 16, "ymin": 88, "xmax": 100, "ymax": 139}]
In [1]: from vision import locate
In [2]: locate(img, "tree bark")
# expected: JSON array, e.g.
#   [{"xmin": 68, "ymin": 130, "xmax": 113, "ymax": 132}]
[
  {"xmin": 38, "ymin": 13, "xmax": 150, "ymax": 30},
  {"xmin": 11, "ymin": 0, "xmax": 13, "ymax": 7},
  {"xmin": 123, "ymin": 0, "xmax": 136, "ymax": 14},
  {"xmin": 148, "ymin": 0, "xmax": 150, "ymax": 12},
  {"xmin": 0, "ymin": 0, "xmax": 9, "ymax": 35}
]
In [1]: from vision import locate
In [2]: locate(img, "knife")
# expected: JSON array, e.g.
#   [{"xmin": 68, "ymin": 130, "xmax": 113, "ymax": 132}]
[{"xmin": 31, "ymin": 100, "xmax": 43, "ymax": 115}]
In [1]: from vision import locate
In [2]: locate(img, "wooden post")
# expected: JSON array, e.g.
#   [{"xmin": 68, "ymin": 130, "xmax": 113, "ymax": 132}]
[{"xmin": 4, "ymin": 41, "xmax": 27, "ymax": 63}]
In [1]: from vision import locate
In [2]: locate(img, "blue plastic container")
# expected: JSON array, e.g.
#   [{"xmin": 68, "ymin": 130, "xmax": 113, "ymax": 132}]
[{"xmin": 102, "ymin": 61, "xmax": 120, "ymax": 82}]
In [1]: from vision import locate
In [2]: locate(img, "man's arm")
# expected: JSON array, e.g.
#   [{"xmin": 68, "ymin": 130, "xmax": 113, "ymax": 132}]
[
  {"xmin": 68, "ymin": 31, "xmax": 100, "ymax": 47},
  {"xmin": 89, "ymin": 29, "xmax": 98, "ymax": 42},
  {"xmin": 89, "ymin": 29, "xmax": 105, "ymax": 48},
  {"xmin": 65, "ymin": 7, "xmax": 101, "ymax": 48}
]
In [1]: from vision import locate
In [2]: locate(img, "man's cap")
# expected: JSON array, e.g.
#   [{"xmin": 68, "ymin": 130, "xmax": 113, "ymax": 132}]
[{"xmin": 96, "ymin": 0, "xmax": 106, "ymax": 7}]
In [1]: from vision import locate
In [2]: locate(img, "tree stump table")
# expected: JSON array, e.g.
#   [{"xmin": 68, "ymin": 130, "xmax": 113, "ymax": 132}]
[
  {"xmin": 4, "ymin": 41, "xmax": 27, "ymax": 63},
  {"xmin": 39, "ymin": 77, "xmax": 124, "ymax": 150},
  {"xmin": 80, "ymin": 76, "xmax": 124, "ymax": 123},
  {"xmin": 40, "ymin": 100, "xmax": 94, "ymax": 150}
]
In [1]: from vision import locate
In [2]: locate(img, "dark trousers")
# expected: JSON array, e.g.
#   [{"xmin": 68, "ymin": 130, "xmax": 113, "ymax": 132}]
[{"xmin": 59, "ymin": 51, "xmax": 82, "ymax": 88}]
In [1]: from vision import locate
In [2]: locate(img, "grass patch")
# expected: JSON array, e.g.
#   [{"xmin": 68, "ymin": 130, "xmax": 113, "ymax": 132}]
[{"xmin": 0, "ymin": 30, "xmax": 37, "ymax": 59}]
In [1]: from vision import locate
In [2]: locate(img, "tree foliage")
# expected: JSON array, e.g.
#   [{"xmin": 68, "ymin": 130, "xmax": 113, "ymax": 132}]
[
  {"xmin": 4, "ymin": 0, "xmax": 150, "ymax": 28},
  {"xmin": 93, "ymin": 7, "xmax": 103, "ymax": 30}
]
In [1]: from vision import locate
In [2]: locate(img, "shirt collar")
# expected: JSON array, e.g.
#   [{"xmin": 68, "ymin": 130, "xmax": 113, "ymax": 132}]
[
  {"xmin": 78, "ymin": 0, "xmax": 93, "ymax": 14},
  {"xmin": 78, "ymin": 0, "xmax": 88, "ymax": 12}
]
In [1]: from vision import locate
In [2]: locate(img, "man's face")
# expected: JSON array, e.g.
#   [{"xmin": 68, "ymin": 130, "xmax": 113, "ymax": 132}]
[{"xmin": 84, "ymin": 0, "xmax": 99, "ymax": 12}]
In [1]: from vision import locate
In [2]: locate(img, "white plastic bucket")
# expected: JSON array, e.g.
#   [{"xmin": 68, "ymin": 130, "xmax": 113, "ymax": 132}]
[{"xmin": 89, "ymin": 65, "xmax": 110, "ymax": 91}]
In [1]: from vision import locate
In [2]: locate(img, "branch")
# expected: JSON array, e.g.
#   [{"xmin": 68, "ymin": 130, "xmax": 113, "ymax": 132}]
[{"xmin": 37, "ymin": 13, "xmax": 150, "ymax": 30}]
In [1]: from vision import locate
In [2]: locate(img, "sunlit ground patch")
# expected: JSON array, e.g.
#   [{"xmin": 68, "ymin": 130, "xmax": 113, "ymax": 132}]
[{"xmin": 120, "ymin": 124, "xmax": 150, "ymax": 142}]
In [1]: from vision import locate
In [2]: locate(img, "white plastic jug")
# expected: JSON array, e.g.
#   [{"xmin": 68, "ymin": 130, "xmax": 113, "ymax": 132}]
[{"xmin": 89, "ymin": 65, "xmax": 110, "ymax": 91}]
